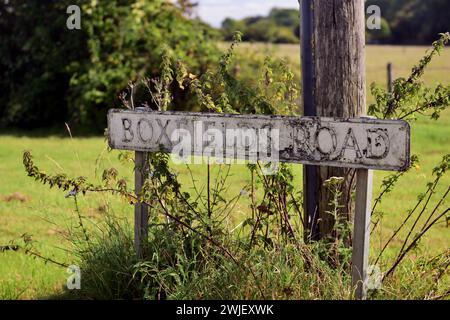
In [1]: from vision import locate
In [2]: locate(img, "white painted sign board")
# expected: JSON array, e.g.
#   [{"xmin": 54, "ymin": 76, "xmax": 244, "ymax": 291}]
[{"xmin": 108, "ymin": 109, "xmax": 410, "ymax": 171}]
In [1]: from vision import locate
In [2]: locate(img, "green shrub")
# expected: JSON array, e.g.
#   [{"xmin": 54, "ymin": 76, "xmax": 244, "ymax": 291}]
[{"xmin": 0, "ymin": 0, "xmax": 219, "ymax": 130}]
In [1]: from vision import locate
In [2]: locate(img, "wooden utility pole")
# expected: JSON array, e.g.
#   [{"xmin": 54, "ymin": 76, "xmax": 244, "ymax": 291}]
[{"xmin": 300, "ymin": 0, "xmax": 367, "ymax": 240}]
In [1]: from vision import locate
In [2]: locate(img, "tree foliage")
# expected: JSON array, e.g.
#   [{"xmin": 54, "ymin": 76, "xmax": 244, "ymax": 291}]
[
  {"xmin": 0, "ymin": 1, "xmax": 87, "ymax": 128},
  {"xmin": 0, "ymin": 0, "xmax": 219, "ymax": 130},
  {"xmin": 221, "ymin": 8, "xmax": 299, "ymax": 44},
  {"xmin": 366, "ymin": 0, "xmax": 450, "ymax": 44}
]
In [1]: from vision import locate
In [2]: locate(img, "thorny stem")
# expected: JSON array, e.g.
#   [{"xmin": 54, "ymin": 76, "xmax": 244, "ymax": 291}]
[
  {"xmin": 73, "ymin": 194, "xmax": 90, "ymax": 242},
  {"xmin": 420, "ymin": 187, "xmax": 450, "ymax": 233},
  {"xmin": 384, "ymin": 33, "xmax": 450, "ymax": 119},
  {"xmin": 374, "ymin": 180, "xmax": 436, "ymax": 265},
  {"xmin": 371, "ymin": 172, "xmax": 404, "ymax": 233},
  {"xmin": 0, "ymin": 244, "xmax": 69, "ymax": 269},
  {"xmin": 207, "ymin": 160, "xmax": 211, "ymax": 220},
  {"xmin": 251, "ymin": 169, "xmax": 256, "ymax": 220},
  {"xmin": 383, "ymin": 208, "xmax": 450, "ymax": 280},
  {"xmin": 398, "ymin": 180, "xmax": 444, "ymax": 255}
]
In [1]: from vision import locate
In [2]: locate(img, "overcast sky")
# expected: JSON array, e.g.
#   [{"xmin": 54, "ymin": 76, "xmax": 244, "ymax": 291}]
[{"xmin": 196, "ymin": 0, "xmax": 299, "ymax": 28}]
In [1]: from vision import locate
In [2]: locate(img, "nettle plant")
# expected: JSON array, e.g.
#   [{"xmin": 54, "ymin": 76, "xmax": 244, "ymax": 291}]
[{"xmin": 10, "ymin": 33, "xmax": 450, "ymax": 299}]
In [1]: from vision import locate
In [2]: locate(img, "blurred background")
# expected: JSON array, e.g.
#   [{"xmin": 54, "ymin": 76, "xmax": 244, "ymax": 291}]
[{"xmin": 1, "ymin": 0, "xmax": 449, "ymax": 132}]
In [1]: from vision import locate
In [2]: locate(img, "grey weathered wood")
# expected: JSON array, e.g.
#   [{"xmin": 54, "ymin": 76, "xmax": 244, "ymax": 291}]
[
  {"xmin": 387, "ymin": 63, "xmax": 393, "ymax": 93},
  {"xmin": 134, "ymin": 151, "xmax": 149, "ymax": 258},
  {"xmin": 108, "ymin": 110, "xmax": 410, "ymax": 171},
  {"xmin": 352, "ymin": 169, "xmax": 373, "ymax": 299},
  {"xmin": 301, "ymin": 0, "xmax": 367, "ymax": 240}
]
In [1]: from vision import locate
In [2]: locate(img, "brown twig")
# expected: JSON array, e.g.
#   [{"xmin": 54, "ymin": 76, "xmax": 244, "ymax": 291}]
[{"xmin": 383, "ymin": 208, "xmax": 450, "ymax": 280}]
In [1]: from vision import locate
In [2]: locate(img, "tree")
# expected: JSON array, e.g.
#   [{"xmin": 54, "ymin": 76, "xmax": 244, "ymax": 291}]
[
  {"xmin": 0, "ymin": 0, "xmax": 219, "ymax": 130},
  {"xmin": 391, "ymin": 0, "xmax": 450, "ymax": 44},
  {"xmin": 0, "ymin": 0, "xmax": 88, "ymax": 128},
  {"xmin": 268, "ymin": 8, "xmax": 299, "ymax": 27},
  {"xmin": 245, "ymin": 19, "xmax": 278, "ymax": 42},
  {"xmin": 221, "ymin": 9, "xmax": 300, "ymax": 44},
  {"xmin": 222, "ymin": 18, "xmax": 246, "ymax": 41},
  {"xmin": 365, "ymin": 0, "xmax": 408, "ymax": 22},
  {"xmin": 365, "ymin": 0, "xmax": 450, "ymax": 44},
  {"xmin": 366, "ymin": 17, "xmax": 391, "ymax": 43}
]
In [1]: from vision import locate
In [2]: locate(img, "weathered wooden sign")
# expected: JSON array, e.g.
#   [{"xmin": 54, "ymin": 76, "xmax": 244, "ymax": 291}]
[
  {"xmin": 108, "ymin": 108, "xmax": 411, "ymax": 300},
  {"xmin": 108, "ymin": 109, "xmax": 410, "ymax": 171}
]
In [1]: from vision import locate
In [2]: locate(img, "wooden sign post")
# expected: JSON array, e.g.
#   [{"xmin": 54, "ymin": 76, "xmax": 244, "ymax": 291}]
[
  {"xmin": 108, "ymin": 109, "xmax": 410, "ymax": 299},
  {"xmin": 353, "ymin": 168, "xmax": 373, "ymax": 299},
  {"xmin": 134, "ymin": 151, "xmax": 149, "ymax": 259}
]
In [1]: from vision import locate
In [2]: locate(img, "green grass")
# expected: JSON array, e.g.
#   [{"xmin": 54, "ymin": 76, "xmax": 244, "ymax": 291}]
[
  {"xmin": 234, "ymin": 43, "xmax": 450, "ymax": 95},
  {"xmin": 1, "ymin": 45, "xmax": 449, "ymax": 299}
]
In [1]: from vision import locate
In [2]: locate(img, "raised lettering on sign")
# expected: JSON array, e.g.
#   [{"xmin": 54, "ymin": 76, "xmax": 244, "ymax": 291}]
[{"xmin": 108, "ymin": 110, "xmax": 410, "ymax": 171}]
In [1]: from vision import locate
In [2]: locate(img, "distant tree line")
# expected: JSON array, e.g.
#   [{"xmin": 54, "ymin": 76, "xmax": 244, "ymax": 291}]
[
  {"xmin": 222, "ymin": 8, "xmax": 300, "ymax": 44},
  {"xmin": 221, "ymin": 1, "xmax": 450, "ymax": 45}
]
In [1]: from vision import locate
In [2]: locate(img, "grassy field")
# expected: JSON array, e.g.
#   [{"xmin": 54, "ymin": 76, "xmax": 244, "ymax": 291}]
[
  {"xmin": 235, "ymin": 43, "xmax": 450, "ymax": 95},
  {"xmin": 1, "ymin": 44, "xmax": 449, "ymax": 299}
]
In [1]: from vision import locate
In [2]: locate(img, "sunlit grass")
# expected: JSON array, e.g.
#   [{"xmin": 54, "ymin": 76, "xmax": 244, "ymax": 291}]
[{"xmin": 1, "ymin": 45, "xmax": 449, "ymax": 299}]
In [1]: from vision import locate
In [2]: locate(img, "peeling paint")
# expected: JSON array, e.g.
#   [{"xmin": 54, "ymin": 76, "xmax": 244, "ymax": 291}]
[{"xmin": 108, "ymin": 109, "xmax": 411, "ymax": 171}]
